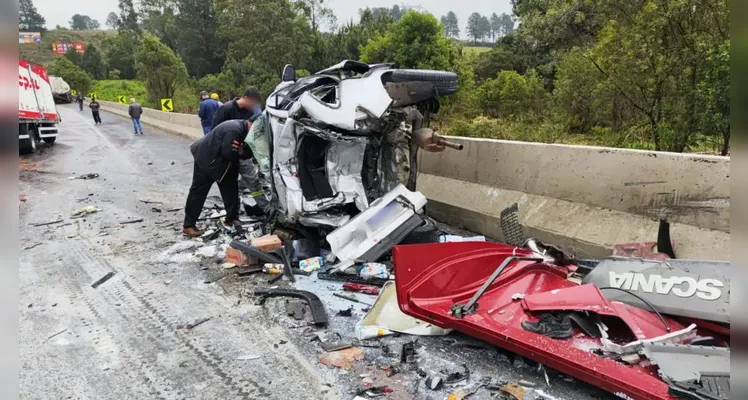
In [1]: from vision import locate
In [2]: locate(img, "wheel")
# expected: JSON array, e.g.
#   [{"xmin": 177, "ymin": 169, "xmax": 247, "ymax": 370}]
[
  {"xmin": 388, "ymin": 69, "xmax": 459, "ymax": 96},
  {"xmin": 19, "ymin": 125, "xmax": 37, "ymax": 154},
  {"xmin": 42, "ymin": 137, "xmax": 56, "ymax": 144},
  {"xmin": 20, "ymin": 136, "xmax": 37, "ymax": 154}
]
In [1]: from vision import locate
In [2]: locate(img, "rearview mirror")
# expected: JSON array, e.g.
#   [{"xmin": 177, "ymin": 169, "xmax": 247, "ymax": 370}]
[{"xmin": 282, "ymin": 64, "xmax": 296, "ymax": 82}]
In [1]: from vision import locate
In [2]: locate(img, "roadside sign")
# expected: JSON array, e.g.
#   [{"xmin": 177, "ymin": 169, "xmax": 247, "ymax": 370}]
[
  {"xmin": 117, "ymin": 96, "xmax": 127, "ymax": 104},
  {"xmin": 70, "ymin": 89, "xmax": 78, "ymax": 95},
  {"xmin": 89, "ymin": 93, "xmax": 97, "ymax": 100},
  {"xmin": 161, "ymin": 98, "xmax": 173, "ymax": 112}
]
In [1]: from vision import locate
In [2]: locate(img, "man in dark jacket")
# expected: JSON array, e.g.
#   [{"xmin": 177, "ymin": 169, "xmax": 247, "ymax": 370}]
[
  {"xmin": 197, "ymin": 91, "xmax": 220, "ymax": 135},
  {"xmin": 89, "ymin": 99, "xmax": 102, "ymax": 124},
  {"xmin": 182, "ymin": 119, "xmax": 253, "ymax": 237},
  {"xmin": 211, "ymin": 87, "xmax": 264, "ymax": 198},
  {"xmin": 211, "ymin": 87, "xmax": 262, "ymax": 129}
]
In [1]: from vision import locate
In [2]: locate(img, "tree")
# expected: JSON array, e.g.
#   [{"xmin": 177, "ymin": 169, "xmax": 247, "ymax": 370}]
[
  {"xmin": 360, "ymin": 11, "xmax": 456, "ymax": 71},
  {"xmin": 500, "ymin": 13, "xmax": 514, "ymax": 36},
  {"xmin": 479, "ymin": 15, "xmax": 491, "ymax": 41},
  {"xmin": 477, "ymin": 70, "xmax": 530, "ymax": 118},
  {"xmin": 134, "ymin": 33, "xmax": 189, "ymax": 101},
  {"xmin": 48, "ymin": 57, "xmax": 92, "ymax": 95},
  {"xmin": 141, "ymin": 0, "xmax": 178, "ymax": 50},
  {"xmin": 466, "ymin": 12, "xmax": 483, "ymax": 43},
  {"xmin": 118, "ymin": 0, "xmax": 141, "ymax": 33},
  {"xmin": 440, "ymin": 11, "xmax": 459, "ymax": 38},
  {"xmin": 298, "ymin": 0, "xmax": 337, "ymax": 33},
  {"xmin": 106, "ymin": 12, "xmax": 120, "ymax": 29},
  {"xmin": 81, "ymin": 44, "xmax": 107, "ymax": 79},
  {"xmin": 64, "ymin": 46, "xmax": 83, "ymax": 67},
  {"xmin": 490, "ymin": 13, "xmax": 501, "ymax": 41},
  {"xmin": 69, "ymin": 14, "xmax": 99, "ymax": 30},
  {"xmin": 216, "ymin": 0, "xmax": 313, "ymax": 96},
  {"xmin": 19, "ymin": 0, "xmax": 46, "ymax": 32},
  {"xmin": 102, "ymin": 32, "xmax": 140, "ymax": 79},
  {"xmin": 175, "ymin": 0, "xmax": 225, "ymax": 78}
]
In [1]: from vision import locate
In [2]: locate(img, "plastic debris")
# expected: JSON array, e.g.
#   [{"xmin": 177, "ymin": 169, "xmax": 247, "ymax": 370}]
[
  {"xmin": 71, "ymin": 205, "xmax": 99, "ymax": 217},
  {"xmin": 342, "ymin": 282, "xmax": 380, "ymax": 295},
  {"xmin": 318, "ymin": 347, "xmax": 364, "ymax": 370},
  {"xmin": 439, "ymin": 234, "xmax": 486, "ymax": 242},
  {"xmin": 360, "ymin": 263, "xmax": 388, "ymax": 279},
  {"xmin": 425, "ymin": 376, "xmax": 443, "ymax": 390},
  {"xmin": 299, "ymin": 257, "xmax": 324, "ymax": 273},
  {"xmin": 237, "ymin": 355, "xmax": 261, "ymax": 360},
  {"xmin": 501, "ymin": 383, "xmax": 526, "ymax": 400},
  {"xmin": 262, "ymin": 263, "xmax": 284, "ymax": 275},
  {"xmin": 68, "ymin": 173, "xmax": 99, "ymax": 180}
]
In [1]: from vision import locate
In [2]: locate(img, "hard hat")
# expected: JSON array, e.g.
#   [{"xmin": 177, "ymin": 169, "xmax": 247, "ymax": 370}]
[{"xmin": 210, "ymin": 93, "xmax": 219, "ymax": 100}]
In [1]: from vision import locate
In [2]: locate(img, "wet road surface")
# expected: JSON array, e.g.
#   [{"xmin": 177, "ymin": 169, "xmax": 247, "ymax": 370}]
[{"xmin": 19, "ymin": 105, "xmax": 613, "ymax": 399}]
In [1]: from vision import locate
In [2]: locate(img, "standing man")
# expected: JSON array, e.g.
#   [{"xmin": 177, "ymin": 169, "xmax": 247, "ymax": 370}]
[
  {"xmin": 211, "ymin": 88, "xmax": 265, "ymax": 203},
  {"xmin": 89, "ymin": 98, "xmax": 102, "ymax": 124},
  {"xmin": 210, "ymin": 93, "xmax": 223, "ymax": 106},
  {"xmin": 197, "ymin": 90, "xmax": 220, "ymax": 135},
  {"xmin": 128, "ymin": 98, "xmax": 144, "ymax": 135},
  {"xmin": 77, "ymin": 94, "xmax": 84, "ymax": 111},
  {"xmin": 211, "ymin": 88, "xmax": 262, "ymax": 129},
  {"xmin": 182, "ymin": 119, "xmax": 253, "ymax": 237}
]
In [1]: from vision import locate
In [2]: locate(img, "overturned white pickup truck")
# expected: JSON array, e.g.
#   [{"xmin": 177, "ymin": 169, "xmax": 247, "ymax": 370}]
[{"xmin": 244, "ymin": 60, "xmax": 462, "ymax": 231}]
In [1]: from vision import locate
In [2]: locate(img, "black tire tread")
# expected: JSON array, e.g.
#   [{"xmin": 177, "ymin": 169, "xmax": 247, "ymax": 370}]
[{"xmin": 389, "ymin": 69, "xmax": 458, "ymax": 96}]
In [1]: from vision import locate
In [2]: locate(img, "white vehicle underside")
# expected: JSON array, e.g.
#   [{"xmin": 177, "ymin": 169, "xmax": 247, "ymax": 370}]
[{"xmin": 245, "ymin": 60, "xmax": 460, "ymax": 230}]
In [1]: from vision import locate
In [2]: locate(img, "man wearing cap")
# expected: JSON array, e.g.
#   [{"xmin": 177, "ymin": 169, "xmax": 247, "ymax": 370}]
[{"xmin": 197, "ymin": 91, "xmax": 220, "ymax": 135}]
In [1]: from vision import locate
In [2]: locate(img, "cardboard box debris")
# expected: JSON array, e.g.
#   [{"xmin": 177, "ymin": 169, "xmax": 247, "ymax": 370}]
[{"xmin": 251, "ymin": 234, "xmax": 282, "ymax": 251}]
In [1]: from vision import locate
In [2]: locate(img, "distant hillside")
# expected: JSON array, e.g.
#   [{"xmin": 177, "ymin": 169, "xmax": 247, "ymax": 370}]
[{"xmin": 19, "ymin": 29, "xmax": 117, "ymax": 66}]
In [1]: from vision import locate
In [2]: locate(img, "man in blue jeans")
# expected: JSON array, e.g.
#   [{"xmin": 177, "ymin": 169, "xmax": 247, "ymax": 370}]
[
  {"xmin": 128, "ymin": 98, "xmax": 144, "ymax": 135},
  {"xmin": 197, "ymin": 91, "xmax": 220, "ymax": 135}
]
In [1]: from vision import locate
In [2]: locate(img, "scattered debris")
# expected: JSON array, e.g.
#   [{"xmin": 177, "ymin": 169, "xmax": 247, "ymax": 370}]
[
  {"xmin": 318, "ymin": 347, "xmax": 364, "ymax": 370},
  {"xmin": 286, "ymin": 301, "xmax": 306, "ymax": 320},
  {"xmin": 299, "ymin": 256, "xmax": 324, "ymax": 273},
  {"xmin": 166, "ymin": 207, "xmax": 182, "ymax": 212},
  {"xmin": 425, "ymin": 375, "xmax": 443, "ymax": 390},
  {"xmin": 342, "ymin": 282, "xmax": 380, "ymax": 295},
  {"xmin": 400, "ymin": 342, "xmax": 417, "ymax": 363},
  {"xmin": 333, "ymin": 293, "xmax": 373, "ymax": 306},
  {"xmin": 139, "ymin": 199, "xmax": 163, "ymax": 204},
  {"xmin": 71, "ymin": 206, "xmax": 99, "ymax": 217},
  {"xmin": 177, "ymin": 317, "xmax": 211, "ymax": 330},
  {"xmin": 119, "ymin": 218, "xmax": 144, "ymax": 225},
  {"xmin": 32, "ymin": 218, "xmax": 64, "ymax": 227},
  {"xmin": 23, "ymin": 243, "xmax": 42, "ymax": 250},
  {"xmin": 262, "ymin": 263, "xmax": 284, "ymax": 274},
  {"xmin": 254, "ymin": 289, "xmax": 328, "ymax": 326},
  {"xmin": 151, "ymin": 207, "xmax": 162, "ymax": 213},
  {"xmin": 321, "ymin": 341, "xmax": 352, "ymax": 352},
  {"xmin": 45, "ymin": 328, "xmax": 67, "ymax": 342},
  {"xmin": 251, "ymin": 234, "xmax": 282, "ymax": 251},
  {"xmin": 91, "ymin": 271, "xmax": 116, "ymax": 288},
  {"xmin": 359, "ymin": 263, "xmax": 389, "ymax": 279},
  {"xmin": 68, "ymin": 173, "xmax": 99, "ymax": 180},
  {"xmin": 356, "ymin": 281, "xmax": 450, "ymax": 340},
  {"xmin": 336, "ymin": 307, "xmax": 353, "ymax": 317},
  {"xmin": 517, "ymin": 380, "xmax": 535, "ymax": 388},
  {"xmin": 237, "ymin": 355, "xmax": 261, "ymax": 361},
  {"xmin": 501, "ymin": 383, "xmax": 526, "ymax": 400},
  {"xmin": 19, "ymin": 194, "xmax": 27, "ymax": 202}
]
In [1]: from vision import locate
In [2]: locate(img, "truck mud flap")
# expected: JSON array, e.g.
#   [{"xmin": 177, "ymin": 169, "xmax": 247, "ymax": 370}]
[{"xmin": 253, "ymin": 289, "xmax": 328, "ymax": 326}]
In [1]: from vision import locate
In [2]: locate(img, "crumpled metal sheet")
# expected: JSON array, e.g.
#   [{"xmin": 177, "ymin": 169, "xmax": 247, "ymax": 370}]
[
  {"xmin": 326, "ymin": 140, "xmax": 368, "ymax": 212},
  {"xmin": 642, "ymin": 343, "xmax": 730, "ymax": 383}
]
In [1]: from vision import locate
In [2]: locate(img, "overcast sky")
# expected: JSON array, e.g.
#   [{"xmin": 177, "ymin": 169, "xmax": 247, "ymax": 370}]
[{"xmin": 34, "ymin": 0, "xmax": 513, "ymax": 39}]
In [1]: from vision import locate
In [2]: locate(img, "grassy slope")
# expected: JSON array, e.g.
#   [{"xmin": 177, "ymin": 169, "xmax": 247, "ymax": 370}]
[{"xmin": 19, "ymin": 29, "xmax": 117, "ymax": 66}]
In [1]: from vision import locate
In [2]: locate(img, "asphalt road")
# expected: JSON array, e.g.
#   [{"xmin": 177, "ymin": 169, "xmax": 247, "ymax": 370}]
[{"xmin": 19, "ymin": 105, "xmax": 613, "ymax": 400}]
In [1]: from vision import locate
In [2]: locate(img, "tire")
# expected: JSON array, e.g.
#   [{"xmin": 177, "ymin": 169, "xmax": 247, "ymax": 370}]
[
  {"xmin": 19, "ymin": 124, "xmax": 37, "ymax": 154},
  {"xmin": 43, "ymin": 137, "xmax": 56, "ymax": 144},
  {"xmin": 388, "ymin": 69, "xmax": 459, "ymax": 96},
  {"xmin": 20, "ymin": 136, "xmax": 37, "ymax": 154}
]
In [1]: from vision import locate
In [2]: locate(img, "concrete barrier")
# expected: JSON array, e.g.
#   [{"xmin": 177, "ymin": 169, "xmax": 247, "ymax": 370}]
[
  {"xmin": 418, "ymin": 137, "xmax": 729, "ymax": 260},
  {"xmin": 97, "ymin": 101, "xmax": 730, "ymax": 260},
  {"xmin": 99, "ymin": 100, "xmax": 203, "ymax": 140}
]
